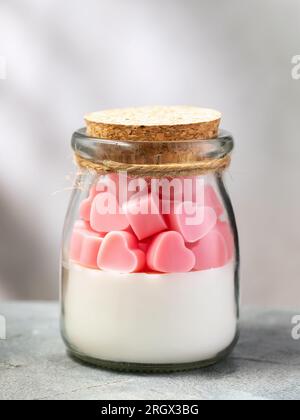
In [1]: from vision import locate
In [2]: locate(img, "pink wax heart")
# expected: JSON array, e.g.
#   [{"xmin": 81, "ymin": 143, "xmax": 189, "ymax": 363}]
[
  {"xmin": 202, "ymin": 185, "xmax": 224, "ymax": 217},
  {"xmin": 97, "ymin": 231, "xmax": 146, "ymax": 273},
  {"xmin": 96, "ymin": 173, "xmax": 148, "ymax": 207},
  {"xmin": 90, "ymin": 192, "xmax": 130, "ymax": 233},
  {"xmin": 69, "ymin": 229, "xmax": 83, "ymax": 261},
  {"xmin": 187, "ymin": 228, "xmax": 229, "ymax": 271},
  {"xmin": 125, "ymin": 225, "xmax": 136, "ymax": 235},
  {"xmin": 96, "ymin": 174, "xmax": 120, "ymax": 196},
  {"xmin": 138, "ymin": 239, "xmax": 151, "ymax": 253},
  {"xmin": 166, "ymin": 202, "xmax": 217, "ymax": 244},
  {"xmin": 79, "ymin": 198, "xmax": 92, "ymax": 221},
  {"xmin": 154, "ymin": 177, "xmax": 186, "ymax": 202},
  {"xmin": 147, "ymin": 231, "xmax": 196, "ymax": 273},
  {"xmin": 74, "ymin": 220, "xmax": 92, "ymax": 231},
  {"xmin": 79, "ymin": 185, "xmax": 99, "ymax": 222},
  {"xmin": 124, "ymin": 193, "xmax": 167, "ymax": 240},
  {"xmin": 79, "ymin": 235, "xmax": 103, "ymax": 269},
  {"xmin": 217, "ymin": 221, "xmax": 234, "ymax": 259},
  {"xmin": 69, "ymin": 225, "xmax": 104, "ymax": 269},
  {"xmin": 156, "ymin": 178, "xmax": 223, "ymax": 216},
  {"xmin": 159, "ymin": 176, "xmax": 204, "ymax": 203},
  {"xmin": 182, "ymin": 180, "xmax": 224, "ymax": 216}
]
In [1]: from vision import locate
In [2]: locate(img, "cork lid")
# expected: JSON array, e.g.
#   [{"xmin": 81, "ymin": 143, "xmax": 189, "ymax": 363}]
[{"xmin": 85, "ymin": 106, "xmax": 221, "ymax": 141}]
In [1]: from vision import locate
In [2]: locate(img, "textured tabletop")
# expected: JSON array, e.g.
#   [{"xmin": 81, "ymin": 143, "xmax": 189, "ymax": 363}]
[{"xmin": 0, "ymin": 302, "xmax": 299, "ymax": 400}]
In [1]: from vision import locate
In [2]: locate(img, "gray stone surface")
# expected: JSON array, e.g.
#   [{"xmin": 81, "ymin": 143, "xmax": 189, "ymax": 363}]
[{"xmin": 0, "ymin": 302, "xmax": 299, "ymax": 400}]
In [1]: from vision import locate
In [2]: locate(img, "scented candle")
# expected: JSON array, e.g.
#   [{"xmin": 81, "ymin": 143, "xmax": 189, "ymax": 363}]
[{"xmin": 61, "ymin": 106, "xmax": 240, "ymax": 372}]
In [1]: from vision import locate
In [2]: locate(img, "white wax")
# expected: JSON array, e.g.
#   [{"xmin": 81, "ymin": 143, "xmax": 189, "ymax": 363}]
[{"xmin": 63, "ymin": 262, "xmax": 237, "ymax": 364}]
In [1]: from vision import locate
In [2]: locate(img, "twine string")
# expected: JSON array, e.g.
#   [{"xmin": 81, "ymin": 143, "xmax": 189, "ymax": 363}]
[{"xmin": 75, "ymin": 153, "xmax": 231, "ymax": 178}]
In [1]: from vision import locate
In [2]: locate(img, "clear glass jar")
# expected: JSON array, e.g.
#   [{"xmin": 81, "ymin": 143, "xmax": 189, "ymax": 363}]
[{"xmin": 61, "ymin": 128, "xmax": 239, "ymax": 372}]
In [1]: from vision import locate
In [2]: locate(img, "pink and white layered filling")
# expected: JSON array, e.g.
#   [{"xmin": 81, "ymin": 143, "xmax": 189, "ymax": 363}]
[{"xmin": 64, "ymin": 176, "xmax": 237, "ymax": 364}]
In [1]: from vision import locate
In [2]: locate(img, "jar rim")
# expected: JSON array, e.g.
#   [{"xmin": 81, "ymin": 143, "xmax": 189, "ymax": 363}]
[{"xmin": 72, "ymin": 128, "xmax": 234, "ymax": 166}]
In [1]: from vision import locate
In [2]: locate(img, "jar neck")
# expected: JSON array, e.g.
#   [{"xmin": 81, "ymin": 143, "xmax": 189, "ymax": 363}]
[{"xmin": 72, "ymin": 128, "xmax": 234, "ymax": 178}]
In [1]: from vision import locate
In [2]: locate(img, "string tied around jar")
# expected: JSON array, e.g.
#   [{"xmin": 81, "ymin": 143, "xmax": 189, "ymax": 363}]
[{"xmin": 74, "ymin": 153, "xmax": 231, "ymax": 178}]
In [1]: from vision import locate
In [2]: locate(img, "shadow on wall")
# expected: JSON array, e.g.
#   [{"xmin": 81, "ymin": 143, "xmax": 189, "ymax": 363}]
[{"xmin": 0, "ymin": 187, "xmax": 58, "ymax": 300}]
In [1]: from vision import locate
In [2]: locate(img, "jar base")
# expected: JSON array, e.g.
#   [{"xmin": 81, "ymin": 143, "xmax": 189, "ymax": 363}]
[{"xmin": 66, "ymin": 333, "xmax": 239, "ymax": 374}]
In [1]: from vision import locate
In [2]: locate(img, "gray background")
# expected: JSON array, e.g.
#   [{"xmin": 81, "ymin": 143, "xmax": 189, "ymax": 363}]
[{"xmin": 0, "ymin": 0, "xmax": 299, "ymax": 307}]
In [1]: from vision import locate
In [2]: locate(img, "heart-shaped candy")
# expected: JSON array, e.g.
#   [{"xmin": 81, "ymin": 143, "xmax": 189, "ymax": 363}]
[
  {"xmin": 182, "ymin": 180, "xmax": 223, "ymax": 213},
  {"xmin": 166, "ymin": 202, "xmax": 217, "ymax": 243},
  {"xmin": 201, "ymin": 185, "xmax": 224, "ymax": 217},
  {"xmin": 96, "ymin": 174, "xmax": 119, "ymax": 194},
  {"xmin": 217, "ymin": 221, "xmax": 234, "ymax": 259},
  {"xmin": 90, "ymin": 192, "xmax": 130, "ymax": 233},
  {"xmin": 79, "ymin": 185, "xmax": 98, "ymax": 222},
  {"xmin": 147, "ymin": 231, "xmax": 195, "ymax": 273},
  {"xmin": 79, "ymin": 198, "xmax": 93, "ymax": 221},
  {"xmin": 138, "ymin": 239, "xmax": 151, "ymax": 253},
  {"xmin": 124, "ymin": 193, "xmax": 167, "ymax": 240},
  {"xmin": 97, "ymin": 231, "xmax": 146, "ymax": 273},
  {"xmin": 70, "ymin": 222, "xmax": 104, "ymax": 269},
  {"xmin": 74, "ymin": 220, "xmax": 92, "ymax": 231},
  {"xmin": 157, "ymin": 178, "xmax": 223, "ymax": 215},
  {"xmin": 96, "ymin": 173, "xmax": 148, "ymax": 207},
  {"xmin": 187, "ymin": 228, "xmax": 229, "ymax": 271}
]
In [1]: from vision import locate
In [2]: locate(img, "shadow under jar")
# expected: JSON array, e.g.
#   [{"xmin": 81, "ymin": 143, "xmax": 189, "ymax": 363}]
[{"xmin": 60, "ymin": 106, "xmax": 240, "ymax": 373}]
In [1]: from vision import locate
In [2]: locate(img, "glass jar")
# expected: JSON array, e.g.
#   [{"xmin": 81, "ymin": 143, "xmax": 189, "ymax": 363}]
[{"xmin": 61, "ymin": 112, "xmax": 239, "ymax": 373}]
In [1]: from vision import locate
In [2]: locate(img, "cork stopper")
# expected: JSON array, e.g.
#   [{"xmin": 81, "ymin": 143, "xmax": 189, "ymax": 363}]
[{"xmin": 85, "ymin": 106, "xmax": 221, "ymax": 141}]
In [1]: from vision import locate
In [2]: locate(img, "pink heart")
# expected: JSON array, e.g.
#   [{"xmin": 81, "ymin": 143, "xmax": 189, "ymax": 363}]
[
  {"xmin": 74, "ymin": 220, "xmax": 93, "ymax": 231},
  {"xmin": 90, "ymin": 192, "xmax": 130, "ymax": 233},
  {"xmin": 217, "ymin": 221, "xmax": 234, "ymax": 260},
  {"xmin": 97, "ymin": 231, "xmax": 146, "ymax": 273},
  {"xmin": 69, "ymin": 222, "xmax": 104, "ymax": 269},
  {"xmin": 201, "ymin": 185, "xmax": 224, "ymax": 217},
  {"xmin": 157, "ymin": 178, "xmax": 223, "ymax": 216},
  {"xmin": 147, "ymin": 231, "xmax": 196, "ymax": 273},
  {"xmin": 124, "ymin": 193, "xmax": 167, "ymax": 240},
  {"xmin": 138, "ymin": 238, "xmax": 151, "ymax": 253},
  {"xmin": 96, "ymin": 174, "xmax": 148, "ymax": 206},
  {"xmin": 187, "ymin": 228, "xmax": 229, "ymax": 271},
  {"xmin": 79, "ymin": 185, "xmax": 98, "ymax": 222},
  {"xmin": 166, "ymin": 202, "xmax": 217, "ymax": 243},
  {"xmin": 79, "ymin": 198, "xmax": 93, "ymax": 221},
  {"xmin": 183, "ymin": 180, "xmax": 224, "ymax": 216}
]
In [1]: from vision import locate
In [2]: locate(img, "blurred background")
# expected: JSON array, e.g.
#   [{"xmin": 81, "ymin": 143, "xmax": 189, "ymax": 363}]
[{"xmin": 0, "ymin": 0, "xmax": 299, "ymax": 307}]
